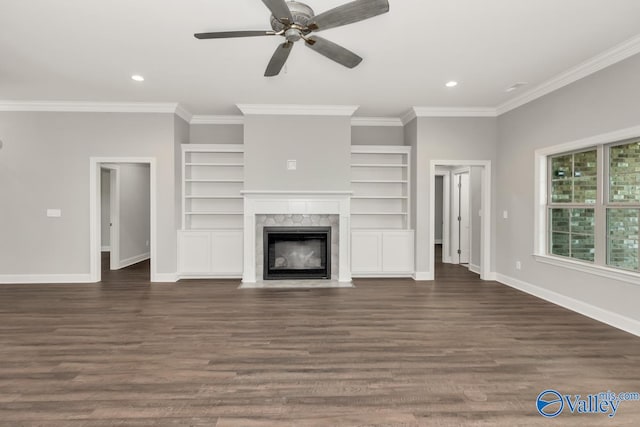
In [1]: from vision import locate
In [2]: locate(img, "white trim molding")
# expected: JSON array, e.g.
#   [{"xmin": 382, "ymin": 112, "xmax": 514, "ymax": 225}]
[
  {"xmin": 0, "ymin": 274, "xmax": 93, "ymax": 284},
  {"xmin": 0, "ymin": 100, "xmax": 183, "ymax": 115},
  {"xmin": 413, "ymin": 272, "xmax": 434, "ymax": 281},
  {"xmin": 237, "ymin": 104, "xmax": 359, "ymax": 116},
  {"xmin": 118, "ymin": 253, "xmax": 151, "ymax": 270},
  {"xmin": 497, "ymin": 33, "xmax": 640, "ymax": 115},
  {"xmin": 191, "ymin": 115, "xmax": 245, "ymax": 125},
  {"xmin": 534, "ymin": 255, "xmax": 640, "ymax": 286},
  {"xmin": 351, "ymin": 117, "xmax": 403, "ymax": 127},
  {"xmin": 496, "ymin": 273, "xmax": 640, "ymax": 338}
]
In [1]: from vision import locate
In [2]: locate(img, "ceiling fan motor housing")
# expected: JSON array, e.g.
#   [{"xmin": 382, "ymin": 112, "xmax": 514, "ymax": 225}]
[{"xmin": 270, "ymin": 1, "xmax": 315, "ymax": 31}]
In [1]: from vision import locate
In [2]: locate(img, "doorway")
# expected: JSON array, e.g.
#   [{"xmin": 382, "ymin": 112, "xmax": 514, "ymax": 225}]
[
  {"xmin": 90, "ymin": 157, "xmax": 157, "ymax": 282},
  {"xmin": 429, "ymin": 161, "xmax": 492, "ymax": 280}
]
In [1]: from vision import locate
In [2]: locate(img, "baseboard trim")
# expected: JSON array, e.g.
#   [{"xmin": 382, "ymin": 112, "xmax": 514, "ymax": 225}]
[
  {"xmin": 495, "ymin": 273, "xmax": 640, "ymax": 338},
  {"xmin": 468, "ymin": 264, "xmax": 481, "ymax": 274},
  {"xmin": 152, "ymin": 273, "xmax": 178, "ymax": 283},
  {"xmin": 0, "ymin": 274, "xmax": 93, "ymax": 284},
  {"xmin": 101, "ymin": 246, "xmax": 111, "ymax": 252},
  {"xmin": 352, "ymin": 273, "xmax": 414, "ymax": 279},
  {"xmin": 412, "ymin": 271, "xmax": 434, "ymax": 281},
  {"xmin": 434, "ymin": 239, "xmax": 443, "ymax": 244},
  {"xmin": 118, "ymin": 252, "xmax": 150, "ymax": 269},
  {"xmin": 178, "ymin": 274, "xmax": 242, "ymax": 280}
]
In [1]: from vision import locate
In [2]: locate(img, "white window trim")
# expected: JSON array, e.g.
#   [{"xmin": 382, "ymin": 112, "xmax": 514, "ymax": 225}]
[{"xmin": 534, "ymin": 125, "xmax": 640, "ymax": 286}]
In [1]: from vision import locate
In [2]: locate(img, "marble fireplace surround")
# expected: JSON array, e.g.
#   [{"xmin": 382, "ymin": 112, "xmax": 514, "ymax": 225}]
[{"xmin": 241, "ymin": 191, "xmax": 352, "ymax": 283}]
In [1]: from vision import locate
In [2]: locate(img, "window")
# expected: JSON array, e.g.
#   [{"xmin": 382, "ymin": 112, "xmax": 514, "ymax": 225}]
[{"xmin": 546, "ymin": 139, "xmax": 640, "ymax": 273}]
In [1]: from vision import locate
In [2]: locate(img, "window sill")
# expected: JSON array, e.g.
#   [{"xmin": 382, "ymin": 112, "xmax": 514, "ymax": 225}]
[{"xmin": 533, "ymin": 254, "xmax": 640, "ymax": 286}]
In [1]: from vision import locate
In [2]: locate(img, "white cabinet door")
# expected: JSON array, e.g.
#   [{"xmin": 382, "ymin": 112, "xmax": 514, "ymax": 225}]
[
  {"xmin": 211, "ymin": 230, "xmax": 243, "ymax": 274},
  {"xmin": 351, "ymin": 231, "xmax": 382, "ymax": 273},
  {"xmin": 382, "ymin": 231, "xmax": 415, "ymax": 273},
  {"xmin": 178, "ymin": 231, "xmax": 212, "ymax": 274}
]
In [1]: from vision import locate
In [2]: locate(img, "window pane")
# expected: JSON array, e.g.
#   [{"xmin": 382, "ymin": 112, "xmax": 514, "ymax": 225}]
[
  {"xmin": 570, "ymin": 208, "xmax": 595, "ymax": 235},
  {"xmin": 551, "ymin": 232, "xmax": 570, "ymax": 257},
  {"xmin": 572, "ymin": 235, "xmax": 595, "ymax": 262},
  {"xmin": 607, "ymin": 208, "xmax": 639, "ymax": 271},
  {"xmin": 609, "ymin": 141, "xmax": 640, "ymax": 203},
  {"xmin": 550, "ymin": 208, "xmax": 570, "ymax": 232},
  {"xmin": 574, "ymin": 150, "xmax": 597, "ymax": 177},
  {"xmin": 574, "ymin": 177, "xmax": 597, "ymax": 204},
  {"xmin": 551, "ymin": 154, "xmax": 572, "ymax": 203}
]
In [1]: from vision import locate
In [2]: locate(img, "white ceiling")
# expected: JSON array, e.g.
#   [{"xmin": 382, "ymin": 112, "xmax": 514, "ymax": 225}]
[{"xmin": 1, "ymin": 0, "xmax": 640, "ymax": 118}]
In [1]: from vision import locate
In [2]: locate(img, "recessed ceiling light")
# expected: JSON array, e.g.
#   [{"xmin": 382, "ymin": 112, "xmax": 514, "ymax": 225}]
[
  {"xmin": 131, "ymin": 74, "xmax": 145, "ymax": 82},
  {"xmin": 445, "ymin": 81, "xmax": 458, "ymax": 88}
]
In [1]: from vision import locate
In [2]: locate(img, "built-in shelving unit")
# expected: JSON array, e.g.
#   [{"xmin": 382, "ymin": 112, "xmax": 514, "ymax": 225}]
[
  {"xmin": 182, "ymin": 144, "xmax": 245, "ymax": 230},
  {"xmin": 350, "ymin": 146, "xmax": 411, "ymax": 230}
]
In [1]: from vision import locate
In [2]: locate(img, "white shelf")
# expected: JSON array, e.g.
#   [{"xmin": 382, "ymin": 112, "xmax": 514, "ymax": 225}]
[
  {"xmin": 182, "ymin": 144, "xmax": 245, "ymax": 230},
  {"xmin": 350, "ymin": 146, "xmax": 411, "ymax": 230}
]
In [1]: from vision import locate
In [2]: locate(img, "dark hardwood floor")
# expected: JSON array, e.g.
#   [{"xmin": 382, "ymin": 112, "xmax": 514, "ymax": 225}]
[{"xmin": 1, "ymin": 251, "xmax": 640, "ymax": 426}]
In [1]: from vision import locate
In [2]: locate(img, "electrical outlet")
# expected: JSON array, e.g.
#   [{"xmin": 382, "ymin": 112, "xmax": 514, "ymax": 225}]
[
  {"xmin": 287, "ymin": 160, "xmax": 297, "ymax": 170},
  {"xmin": 516, "ymin": 261, "xmax": 522, "ymax": 270},
  {"xmin": 47, "ymin": 209, "xmax": 62, "ymax": 217},
  {"xmin": 503, "ymin": 210, "xmax": 509, "ymax": 219}
]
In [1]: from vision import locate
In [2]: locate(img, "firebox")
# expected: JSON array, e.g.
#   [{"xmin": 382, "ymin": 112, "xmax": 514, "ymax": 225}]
[{"xmin": 263, "ymin": 227, "xmax": 331, "ymax": 280}]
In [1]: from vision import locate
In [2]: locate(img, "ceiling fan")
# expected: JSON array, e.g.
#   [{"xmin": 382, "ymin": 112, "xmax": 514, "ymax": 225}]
[{"xmin": 194, "ymin": 0, "xmax": 390, "ymax": 76}]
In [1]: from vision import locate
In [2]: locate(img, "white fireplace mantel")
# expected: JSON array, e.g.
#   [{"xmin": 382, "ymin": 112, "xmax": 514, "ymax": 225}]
[{"xmin": 241, "ymin": 190, "xmax": 352, "ymax": 283}]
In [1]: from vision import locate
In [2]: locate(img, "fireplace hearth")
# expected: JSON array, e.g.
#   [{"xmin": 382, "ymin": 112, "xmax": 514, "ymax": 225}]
[{"xmin": 263, "ymin": 227, "xmax": 331, "ymax": 280}]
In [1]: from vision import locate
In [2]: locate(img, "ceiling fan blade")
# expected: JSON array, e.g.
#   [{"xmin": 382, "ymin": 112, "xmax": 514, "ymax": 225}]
[
  {"xmin": 262, "ymin": 0, "xmax": 294, "ymax": 24},
  {"xmin": 305, "ymin": 36, "xmax": 362, "ymax": 69},
  {"xmin": 265, "ymin": 42, "xmax": 294, "ymax": 77},
  {"xmin": 194, "ymin": 30, "xmax": 276, "ymax": 39},
  {"xmin": 308, "ymin": 0, "xmax": 389, "ymax": 32}
]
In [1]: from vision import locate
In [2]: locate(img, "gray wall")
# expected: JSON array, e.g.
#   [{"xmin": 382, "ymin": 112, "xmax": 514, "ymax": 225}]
[
  {"xmin": 352, "ymin": 126, "xmax": 404, "ymax": 146},
  {"xmin": 118, "ymin": 164, "xmax": 150, "ymax": 263},
  {"xmin": 412, "ymin": 117, "xmax": 497, "ymax": 275},
  {"xmin": 100, "ymin": 168, "xmax": 111, "ymax": 248},
  {"xmin": 190, "ymin": 123, "xmax": 243, "ymax": 145},
  {"xmin": 496, "ymin": 52, "xmax": 640, "ymax": 322},
  {"xmin": 0, "ymin": 112, "xmax": 178, "ymax": 276},
  {"xmin": 244, "ymin": 115, "xmax": 351, "ymax": 191}
]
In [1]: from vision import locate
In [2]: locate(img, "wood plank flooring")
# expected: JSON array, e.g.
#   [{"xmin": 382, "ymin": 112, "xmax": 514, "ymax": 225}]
[{"xmin": 1, "ymin": 252, "xmax": 639, "ymax": 426}]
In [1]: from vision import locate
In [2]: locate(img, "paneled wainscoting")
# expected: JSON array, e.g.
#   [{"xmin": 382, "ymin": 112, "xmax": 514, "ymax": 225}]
[{"xmin": 0, "ymin": 257, "xmax": 640, "ymax": 425}]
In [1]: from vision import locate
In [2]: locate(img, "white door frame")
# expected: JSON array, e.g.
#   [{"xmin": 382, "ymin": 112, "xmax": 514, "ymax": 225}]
[
  {"xmin": 429, "ymin": 160, "xmax": 492, "ymax": 280},
  {"xmin": 434, "ymin": 169, "xmax": 451, "ymax": 263},
  {"xmin": 90, "ymin": 157, "xmax": 157, "ymax": 282},
  {"xmin": 100, "ymin": 165, "xmax": 120, "ymax": 270}
]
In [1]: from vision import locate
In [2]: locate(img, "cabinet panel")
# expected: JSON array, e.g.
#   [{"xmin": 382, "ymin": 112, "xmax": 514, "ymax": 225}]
[
  {"xmin": 178, "ymin": 231, "xmax": 212, "ymax": 273},
  {"xmin": 351, "ymin": 231, "xmax": 382, "ymax": 273},
  {"xmin": 382, "ymin": 231, "xmax": 415, "ymax": 273},
  {"xmin": 211, "ymin": 230, "xmax": 243, "ymax": 274}
]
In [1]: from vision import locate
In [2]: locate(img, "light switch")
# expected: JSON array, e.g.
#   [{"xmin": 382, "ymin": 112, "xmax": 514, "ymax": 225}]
[
  {"xmin": 287, "ymin": 160, "xmax": 297, "ymax": 170},
  {"xmin": 47, "ymin": 209, "xmax": 62, "ymax": 217},
  {"xmin": 503, "ymin": 210, "xmax": 508, "ymax": 219}
]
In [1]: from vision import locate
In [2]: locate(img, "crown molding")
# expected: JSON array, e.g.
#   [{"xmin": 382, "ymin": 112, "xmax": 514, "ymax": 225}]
[
  {"xmin": 497, "ymin": 33, "xmax": 640, "ymax": 116},
  {"xmin": 174, "ymin": 104, "xmax": 193, "ymax": 123},
  {"xmin": 236, "ymin": 104, "xmax": 359, "ymax": 116},
  {"xmin": 351, "ymin": 117, "xmax": 403, "ymax": 127},
  {"xmin": 191, "ymin": 115, "xmax": 245, "ymax": 125},
  {"xmin": 402, "ymin": 107, "xmax": 497, "ymax": 124},
  {"xmin": 0, "ymin": 100, "xmax": 188, "ymax": 115}
]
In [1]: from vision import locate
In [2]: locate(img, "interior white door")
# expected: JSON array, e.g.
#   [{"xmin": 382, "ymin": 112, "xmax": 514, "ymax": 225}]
[{"xmin": 453, "ymin": 172, "xmax": 470, "ymax": 264}]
